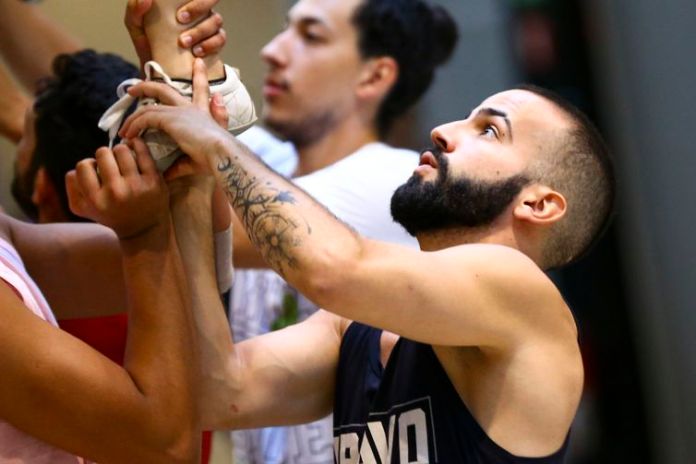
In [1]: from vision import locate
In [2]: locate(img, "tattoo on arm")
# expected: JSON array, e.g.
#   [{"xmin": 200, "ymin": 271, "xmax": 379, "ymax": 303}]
[{"xmin": 217, "ymin": 156, "xmax": 307, "ymax": 275}]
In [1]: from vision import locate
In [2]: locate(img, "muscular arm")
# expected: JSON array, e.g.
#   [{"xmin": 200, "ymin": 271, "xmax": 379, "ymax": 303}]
[
  {"xmin": 169, "ymin": 175, "xmax": 341, "ymax": 430},
  {"xmin": 121, "ymin": 64, "xmax": 575, "ymax": 349},
  {"xmin": 210, "ymin": 140, "xmax": 570, "ymax": 348},
  {"xmin": 230, "ymin": 204, "xmax": 267, "ymax": 267},
  {"xmin": 0, "ymin": 145, "xmax": 199, "ymax": 462}
]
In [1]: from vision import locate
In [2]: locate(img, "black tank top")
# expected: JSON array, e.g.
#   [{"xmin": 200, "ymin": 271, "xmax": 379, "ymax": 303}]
[{"xmin": 333, "ymin": 322, "xmax": 569, "ymax": 463}]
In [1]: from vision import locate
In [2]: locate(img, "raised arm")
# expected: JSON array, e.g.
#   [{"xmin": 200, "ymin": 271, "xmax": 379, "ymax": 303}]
[
  {"xmin": 0, "ymin": 141, "xmax": 199, "ymax": 463},
  {"xmin": 168, "ymin": 173, "xmax": 342, "ymax": 430},
  {"xmin": 127, "ymin": 0, "xmax": 226, "ymax": 70},
  {"xmin": 141, "ymin": 0, "xmax": 225, "ymax": 79},
  {"xmin": 0, "ymin": 0, "xmax": 81, "ymax": 93},
  {"xmin": 0, "ymin": 62, "xmax": 30, "ymax": 143},
  {"xmin": 120, "ymin": 60, "xmax": 574, "ymax": 350}
]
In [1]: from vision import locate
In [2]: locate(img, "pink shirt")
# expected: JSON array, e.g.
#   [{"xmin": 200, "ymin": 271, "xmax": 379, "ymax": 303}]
[{"xmin": 0, "ymin": 236, "xmax": 88, "ymax": 464}]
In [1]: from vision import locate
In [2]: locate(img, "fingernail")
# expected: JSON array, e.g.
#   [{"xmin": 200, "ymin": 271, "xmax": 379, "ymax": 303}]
[
  {"xmin": 178, "ymin": 10, "xmax": 191, "ymax": 23},
  {"xmin": 193, "ymin": 46, "xmax": 204, "ymax": 56},
  {"xmin": 180, "ymin": 35, "xmax": 192, "ymax": 47}
]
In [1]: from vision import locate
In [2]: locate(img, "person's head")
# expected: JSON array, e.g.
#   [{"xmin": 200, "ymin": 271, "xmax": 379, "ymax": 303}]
[
  {"xmin": 260, "ymin": 0, "xmax": 458, "ymax": 147},
  {"xmin": 391, "ymin": 86, "xmax": 616, "ymax": 269},
  {"xmin": 11, "ymin": 49, "xmax": 138, "ymax": 222}
]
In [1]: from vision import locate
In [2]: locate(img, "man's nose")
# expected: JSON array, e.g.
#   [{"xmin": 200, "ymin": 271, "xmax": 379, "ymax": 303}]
[{"xmin": 430, "ymin": 123, "xmax": 458, "ymax": 153}]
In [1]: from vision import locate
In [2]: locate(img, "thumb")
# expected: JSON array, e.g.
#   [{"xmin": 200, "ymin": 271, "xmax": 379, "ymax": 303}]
[{"xmin": 210, "ymin": 93, "xmax": 229, "ymax": 129}]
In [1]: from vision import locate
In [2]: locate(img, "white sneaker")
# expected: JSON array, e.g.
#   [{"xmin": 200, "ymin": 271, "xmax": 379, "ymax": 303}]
[{"xmin": 98, "ymin": 60, "xmax": 257, "ymax": 171}]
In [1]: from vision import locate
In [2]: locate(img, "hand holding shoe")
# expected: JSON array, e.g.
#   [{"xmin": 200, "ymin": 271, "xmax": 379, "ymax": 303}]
[{"xmin": 66, "ymin": 140, "xmax": 170, "ymax": 240}]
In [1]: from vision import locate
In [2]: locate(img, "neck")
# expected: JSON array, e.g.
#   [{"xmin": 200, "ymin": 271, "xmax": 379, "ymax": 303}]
[
  {"xmin": 416, "ymin": 226, "xmax": 508, "ymax": 251},
  {"xmin": 416, "ymin": 220, "xmax": 545, "ymax": 266},
  {"xmin": 293, "ymin": 116, "xmax": 379, "ymax": 177}
]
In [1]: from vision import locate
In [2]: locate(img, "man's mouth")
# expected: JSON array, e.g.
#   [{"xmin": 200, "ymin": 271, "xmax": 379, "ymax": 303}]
[
  {"xmin": 419, "ymin": 151, "xmax": 439, "ymax": 169},
  {"xmin": 263, "ymin": 76, "xmax": 290, "ymax": 98}
]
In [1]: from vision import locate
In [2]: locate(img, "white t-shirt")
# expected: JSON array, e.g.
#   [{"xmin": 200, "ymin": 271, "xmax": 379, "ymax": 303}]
[{"xmin": 231, "ymin": 128, "xmax": 418, "ymax": 464}]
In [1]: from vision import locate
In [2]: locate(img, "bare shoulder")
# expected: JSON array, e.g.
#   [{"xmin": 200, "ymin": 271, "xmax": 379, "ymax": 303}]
[{"xmin": 442, "ymin": 244, "xmax": 576, "ymax": 338}]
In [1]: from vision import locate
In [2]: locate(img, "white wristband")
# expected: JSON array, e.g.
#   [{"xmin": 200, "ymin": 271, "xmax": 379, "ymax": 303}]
[{"xmin": 214, "ymin": 225, "xmax": 233, "ymax": 294}]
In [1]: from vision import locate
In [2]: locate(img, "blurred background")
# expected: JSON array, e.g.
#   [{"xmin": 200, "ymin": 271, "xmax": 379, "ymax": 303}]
[{"xmin": 1, "ymin": 0, "xmax": 695, "ymax": 462}]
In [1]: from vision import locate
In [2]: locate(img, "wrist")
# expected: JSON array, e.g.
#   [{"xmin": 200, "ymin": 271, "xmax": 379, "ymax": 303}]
[
  {"xmin": 207, "ymin": 132, "xmax": 233, "ymax": 172},
  {"xmin": 118, "ymin": 215, "xmax": 173, "ymax": 250}
]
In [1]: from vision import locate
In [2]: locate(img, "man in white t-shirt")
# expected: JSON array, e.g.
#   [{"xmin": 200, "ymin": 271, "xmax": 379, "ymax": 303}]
[{"xmin": 227, "ymin": 0, "xmax": 459, "ymax": 461}]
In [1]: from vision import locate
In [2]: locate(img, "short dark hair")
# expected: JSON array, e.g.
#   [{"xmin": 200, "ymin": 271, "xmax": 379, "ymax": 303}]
[
  {"xmin": 32, "ymin": 49, "xmax": 138, "ymax": 221},
  {"xmin": 517, "ymin": 84, "xmax": 616, "ymax": 269},
  {"xmin": 352, "ymin": 0, "xmax": 458, "ymax": 136}
]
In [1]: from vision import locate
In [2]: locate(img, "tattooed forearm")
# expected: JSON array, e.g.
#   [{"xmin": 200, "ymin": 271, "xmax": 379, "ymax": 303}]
[{"xmin": 216, "ymin": 155, "xmax": 307, "ymax": 275}]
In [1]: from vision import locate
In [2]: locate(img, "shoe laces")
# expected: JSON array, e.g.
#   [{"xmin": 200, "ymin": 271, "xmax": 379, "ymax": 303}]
[{"xmin": 97, "ymin": 61, "xmax": 176, "ymax": 148}]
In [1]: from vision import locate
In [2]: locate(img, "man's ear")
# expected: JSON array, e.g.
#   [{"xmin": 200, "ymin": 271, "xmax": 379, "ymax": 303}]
[
  {"xmin": 356, "ymin": 56, "xmax": 398, "ymax": 102},
  {"xmin": 513, "ymin": 185, "xmax": 567, "ymax": 225}
]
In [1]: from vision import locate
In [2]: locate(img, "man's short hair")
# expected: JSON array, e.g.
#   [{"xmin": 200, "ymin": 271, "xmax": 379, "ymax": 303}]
[
  {"xmin": 32, "ymin": 49, "xmax": 138, "ymax": 221},
  {"xmin": 518, "ymin": 84, "xmax": 616, "ymax": 269},
  {"xmin": 352, "ymin": 0, "xmax": 458, "ymax": 136}
]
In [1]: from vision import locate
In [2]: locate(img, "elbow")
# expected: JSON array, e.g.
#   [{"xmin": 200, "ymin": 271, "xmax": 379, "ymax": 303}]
[
  {"xmin": 301, "ymin": 245, "xmax": 362, "ymax": 311},
  {"xmin": 163, "ymin": 439, "xmax": 199, "ymax": 464},
  {"xmin": 140, "ymin": 409, "xmax": 200, "ymax": 464},
  {"xmin": 151, "ymin": 427, "xmax": 200, "ymax": 464}
]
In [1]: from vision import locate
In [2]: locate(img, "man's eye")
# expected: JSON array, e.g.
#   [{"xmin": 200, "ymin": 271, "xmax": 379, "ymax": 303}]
[
  {"xmin": 481, "ymin": 125, "xmax": 499, "ymax": 139},
  {"xmin": 302, "ymin": 30, "xmax": 323, "ymax": 43}
]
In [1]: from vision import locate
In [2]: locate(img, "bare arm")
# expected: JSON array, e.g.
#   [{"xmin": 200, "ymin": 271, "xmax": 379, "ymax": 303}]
[
  {"xmin": 0, "ymin": 0, "xmax": 81, "ymax": 93},
  {"xmin": 0, "ymin": 142, "xmax": 199, "ymax": 463},
  {"xmin": 9, "ymin": 218, "xmax": 127, "ymax": 319},
  {"xmin": 230, "ymin": 204, "xmax": 268, "ymax": 267},
  {"xmin": 127, "ymin": 0, "xmax": 226, "ymax": 70},
  {"xmin": 169, "ymin": 174, "xmax": 341, "ymax": 430},
  {"xmin": 0, "ymin": 0, "xmax": 224, "ymax": 94},
  {"xmin": 121, "ymin": 61, "xmax": 574, "ymax": 350},
  {"xmin": 0, "ymin": 63, "xmax": 30, "ymax": 143},
  {"xmin": 143, "ymin": 0, "xmax": 224, "ymax": 78}
]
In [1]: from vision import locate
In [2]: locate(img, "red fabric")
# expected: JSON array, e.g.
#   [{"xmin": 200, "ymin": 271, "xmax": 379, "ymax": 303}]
[
  {"xmin": 201, "ymin": 431, "xmax": 212, "ymax": 463},
  {"xmin": 59, "ymin": 314, "xmax": 128, "ymax": 364},
  {"xmin": 59, "ymin": 315, "xmax": 212, "ymax": 464}
]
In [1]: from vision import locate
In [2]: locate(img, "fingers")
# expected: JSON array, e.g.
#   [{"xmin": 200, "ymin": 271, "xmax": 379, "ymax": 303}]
[
  {"xmin": 179, "ymin": 11, "xmax": 224, "ymax": 52},
  {"xmin": 113, "ymin": 144, "xmax": 139, "ymax": 177},
  {"xmin": 124, "ymin": 0, "xmax": 153, "ymax": 66},
  {"xmin": 192, "ymin": 59, "xmax": 211, "ymax": 109},
  {"xmin": 95, "ymin": 147, "xmax": 123, "ymax": 183},
  {"xmin": 120, "ymin": 105, "xmax": 165, "ymax": 140},
  {"xmin": 192, "ymin": 28, "xmax": 226, "ymax": 58},
  {"xmin": 128, "ymin": 81, "xmax": 190, "ymax": 106},
  {"xmin": 75, "ymin": 158, "xmax": 101, "ymax": 196},
  {"xmin": 210, "ymin": 93, "xmax": 229, "ymax": 129},
  {"xmin": 124, "ymin": 0, "xmax": 152, "ymax": 29},
  {"xmin": 132, "ymin": 138, "xmax": 158, "ymax": 175},
  {"xmin": 177, "ymin": 0, "xmax": 219, "ymax": 24},
  {"xmin": 65, "ymin": 170, "xmax": 88, "ymax": 217}
]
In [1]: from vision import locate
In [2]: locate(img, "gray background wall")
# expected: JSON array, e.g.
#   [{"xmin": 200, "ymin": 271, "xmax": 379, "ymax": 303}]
[{"xmin": 588, "ymin": 0, "xmax": 696, "ymax": 462}]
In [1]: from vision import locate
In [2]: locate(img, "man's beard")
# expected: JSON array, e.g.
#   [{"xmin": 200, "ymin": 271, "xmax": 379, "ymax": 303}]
[
  {"xmin": 11, "ymin": 165, "xmax": 38, "ymax": 221},
  {"xmin": 263, "ymin": 105, "xmax": 340, "ymax": 149},
  {"xmin": 391, "ymin": 147, "xmax": 529, "ymax": 237}
]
